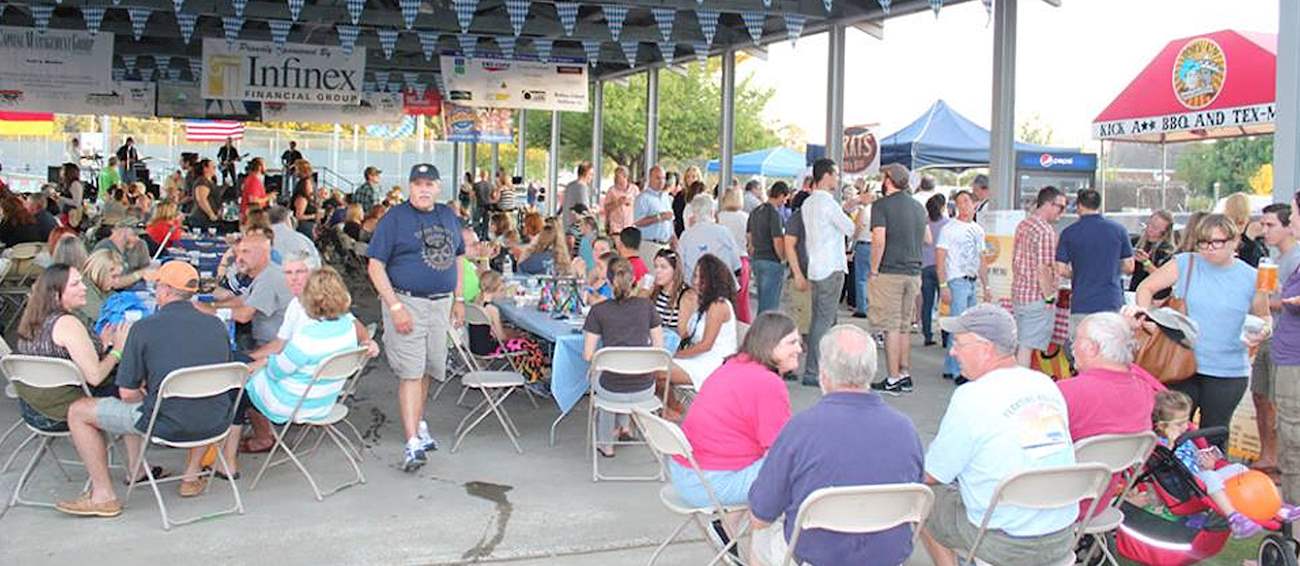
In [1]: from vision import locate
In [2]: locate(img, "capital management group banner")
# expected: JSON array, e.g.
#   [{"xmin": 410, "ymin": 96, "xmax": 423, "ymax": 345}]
[
  {"xmin": 0, "ymin": 80, "xmax": 155, "ymax": 118},
  {"xmin": 263, "ymin": 92, "xmax": 405, "ymax": 125},
  {"xmin": 0, "ymin": 26, "xmax": 113, "ymax": 93},
  {"xmin": 202, "ymin": 38, "xmax": 366, "ymax": 106},
  {"xmin": 440, "ymin": 56, "xmax": 587, "ymax": 113}
]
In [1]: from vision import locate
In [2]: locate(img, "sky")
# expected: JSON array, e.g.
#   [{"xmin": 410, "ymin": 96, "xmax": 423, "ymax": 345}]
[{"xmin": 742, "ymin": 0, "xmax": 1279, "ymax": 151}]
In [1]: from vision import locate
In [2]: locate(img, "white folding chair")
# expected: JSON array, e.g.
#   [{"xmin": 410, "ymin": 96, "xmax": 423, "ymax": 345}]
[
  {"xmin": 0, "ymin": 337, "xmax": 25, "ymax": 470},
  {"xmin": 783, "ymin": 484, "xmax": 935, "ymax": 566},
  {"xmin": 1072, "ymin": 432, "xmax": 1159, "ymax": 566},
  {"xmin": 330, "ymin": 322, "xmax": 378, "ymax": 458},
  {"xmin": 588, "ymin": 347, "xmax": 670, "ymax": 482},
  {"xmin": 447, "ymin": 331, "xmax": 527, "ymax": 454},
  {"xmin": 964, "ymin": 463, "xmax": 1113, "ymax": 566},
  {"xmin": 633, "ymin": 407, "xmax": 750, "ymax": 566},
  {"xmin": 461, "ymin": 303, "xmax": 540, "ymax": 408},
  {"xmin": 250, "ymin": 348, "xmax": 369, "ymax": 501},
  {"xmin": 1, "ymin": 355, "xmax": 92, "ymax": 512},
  {"xmin": 124, "ymin": 362, "xmax": 249, "ymax": 531}
]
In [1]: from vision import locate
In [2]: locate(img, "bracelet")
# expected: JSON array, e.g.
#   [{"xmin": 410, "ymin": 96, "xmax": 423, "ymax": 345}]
[
  {"xmin": 108, "ymin": 349, "xmax": 123, "ymax": 361},
  {"xmin": 938, "ymin": 282, "xmax": 948, "ymax": 289},
  {"xmin": 389, "ymin": 302, "xmax": 404, "ymax": 313}
]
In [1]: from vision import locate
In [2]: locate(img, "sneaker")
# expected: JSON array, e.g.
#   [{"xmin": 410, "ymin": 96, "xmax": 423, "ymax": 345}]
[
  {"xmin": 417, "ymin": 421, "xmax": 439, "ymax": 453},
  {"xmin": 871, "ymin": 378, "xmax": 905, "ymax": 396},
  {"xmin": 1228, "ymin": 512, "xmax": 1262, "ymax": 538},
  {"xmin": 897, "ymin": 375, "xmax": 914, "ymax": 393},
  {"xmin": 55, "ymin": 493, "xmax": 122, "ymax": 517},
  {"xmin": 955, "ymin": 376, "xmax": 969, "ymax": 386},
  {"xmin": 942, "ymin": 373, "xmax": 955, "ymax": 380},
  {"xmin": 402, "ymin": 446, "xmax": 427, "ymax": 473}
]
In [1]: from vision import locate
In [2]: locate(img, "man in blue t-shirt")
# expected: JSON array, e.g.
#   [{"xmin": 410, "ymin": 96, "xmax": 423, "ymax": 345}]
[
  {"xmin": 367, "ymin": 163, "xmax": 466, "ymax": 473},
  {"xmin": 1055, "ymin": 189, "xmax": 1134, "ymax": 336}
]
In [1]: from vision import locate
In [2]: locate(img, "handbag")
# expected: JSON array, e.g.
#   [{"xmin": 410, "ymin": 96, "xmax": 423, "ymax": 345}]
[{"xmin": 1135, "ymin": 255, "xmax": 1198, "ymax": 383}]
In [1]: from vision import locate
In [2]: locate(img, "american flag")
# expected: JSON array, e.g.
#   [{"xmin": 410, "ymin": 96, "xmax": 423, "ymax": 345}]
[{"xmin": 184, "ymin": 120, "xmax": 245, "ymax": 142}]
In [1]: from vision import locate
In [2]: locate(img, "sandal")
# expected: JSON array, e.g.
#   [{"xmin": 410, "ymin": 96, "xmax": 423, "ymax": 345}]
[
  {"xmin": 597, "ymin": 446, "xmax": 616, "ymax": 458},
  {"xmin": 123, "ymin": 466, "xmax": 169, "ymax": 486},
  {"xmin": 239, "ymin": 437, "xmax": 274, "ymax": 454},
  {"xmin": 202, "ymin": 466, "xmax": 241, "ymax": 481}
]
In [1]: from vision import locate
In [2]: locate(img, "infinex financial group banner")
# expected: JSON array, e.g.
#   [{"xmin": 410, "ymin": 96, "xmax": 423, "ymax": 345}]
[
  {"xmin": 0, "ymin": 26, "xmax": 113, "ymax": 92},
  {"xmin": 0, "ymin": 81, "xmax": 155, "ymax": 118},
  {"xmin": 440, "ymin": 56, "xmax": 588, "ymax": 112},
  {"xmin": 202, "ymin": 38, "xmax": 366, "ymax": 105}
]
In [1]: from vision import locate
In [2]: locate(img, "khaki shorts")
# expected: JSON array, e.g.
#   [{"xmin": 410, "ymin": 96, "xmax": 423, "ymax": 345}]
[
  {"xmin": 382, "ymin": 293, "xmax": 453, "ymax": 381},
  {"xmin": 1014, "ymin": 300, "xmax": 1055, "ymax": 351},
  {"xmin": 869, "ymin": 273, "xmax": 921, "ymax": 333},
  {"xmin": 926, "ymin": 485, "xmax": 1074, "ymax": 566},
  {"xmin": 784, "ymin": 278, "xmax": 812, "ymax": 334},
  {"xmin": 1253, "ymin": 340, "xmax": 1275, "ymax": 399}
]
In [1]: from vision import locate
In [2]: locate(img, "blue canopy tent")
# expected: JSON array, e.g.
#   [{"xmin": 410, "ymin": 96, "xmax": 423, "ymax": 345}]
[
  {"xmin": 706, "ymin": 146, "xmax": 806, "ymax": 178},
  {"xmin": 880, "ymin": 100, "xmax": 1069, "ymax": 169}
]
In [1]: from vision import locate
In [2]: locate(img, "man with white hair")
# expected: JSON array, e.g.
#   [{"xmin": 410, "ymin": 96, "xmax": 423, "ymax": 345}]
[
  {"xmin": 677, "ymin": 193, "xmax": 741, "ymax": 283},
  {"xmin": 749, "ymin": 324, "xmax": 924, "ymax": 566},
  {"xmin": 921, "ymin": 304, "xmax": 1077, "ymax": 566},
  {"xmin": 1059, "ymin": 311, "xmax": 1164, "ymax": 442},
  {"xmin": 268, "ymin": 205, "xmax": 322, "ymax": 268}
]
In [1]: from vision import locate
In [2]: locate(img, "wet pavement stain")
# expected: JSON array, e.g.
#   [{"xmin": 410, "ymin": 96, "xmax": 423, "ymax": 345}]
[
  {"xmin": 460, "ymin": 481, "xmax": 514, "ymax": 561},
  {"xmin": 362, "ymin": 406, "xmax": 387, "ymax": 444}
]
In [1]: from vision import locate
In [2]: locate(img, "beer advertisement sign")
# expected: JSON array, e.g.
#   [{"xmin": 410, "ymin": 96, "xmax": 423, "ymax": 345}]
[{"xmin": 202, "ymin": 38, "xmax": 366, "ymax": 105}]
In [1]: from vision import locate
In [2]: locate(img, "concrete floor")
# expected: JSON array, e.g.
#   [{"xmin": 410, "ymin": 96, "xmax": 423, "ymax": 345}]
[{"xmin": 0, "ymin": 306, "xmax": 956, "ymax": 566}]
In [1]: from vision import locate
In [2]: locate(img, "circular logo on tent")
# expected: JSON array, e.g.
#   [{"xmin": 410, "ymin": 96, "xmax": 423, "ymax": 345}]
[
  {"xmin": 841, "ymin": 125, "xmax": 878, "ymax": 175},
  {"xmin": 1172, "ymin": 38, "xmax": 1226, "ymax": 110}
]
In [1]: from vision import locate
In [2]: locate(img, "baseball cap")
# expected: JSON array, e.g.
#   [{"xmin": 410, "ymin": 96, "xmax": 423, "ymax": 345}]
[
  {"xmin": 145, "ymin": 261, "xmax": 200, "ymax": 293},
  {"xmin": 939, "ymin": 303, "xmax": 1018, "ymax": 354},
  {"xmin": 364, "ymin": 166, "xmax": 382, "ymax": 177},
  {"xmin": 881, "ymin": 163, "xmax": 910, "ymax": 190},
  {"xmin": 409, "ymin": 163, "xmax": 440, "ymax": 183}
]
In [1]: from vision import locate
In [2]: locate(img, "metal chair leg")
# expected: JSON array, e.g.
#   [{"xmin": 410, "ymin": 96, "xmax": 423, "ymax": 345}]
[
  {"xmin": 1, "ymin": 431, "xmax": 37, "ymax": 473},
  {"xmin": 7, "ymin": 437, "xmax": 53, "ymax": 510},
  {"xmin": 647, "ymin": 516, "xmax": 694, "ymax": 565},
  {"xmin": 0, "ymin": 419, "xmax": 23, "ymax": 453}
]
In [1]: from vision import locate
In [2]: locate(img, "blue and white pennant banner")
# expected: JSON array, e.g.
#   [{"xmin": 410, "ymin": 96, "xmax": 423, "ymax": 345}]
[
  {"xmin": 232, "ymin": 0, "xmax": 246, "ymax": 19},
  {"xmin": 496, "ymin": 36, "xmax": 515, "ymax": 59},
  {"xmin": 387, "ymin": 71, "xmax": 401, "ymax": 93},
  {"xmin": 375, "ymin": 71, "xmax": 389, "ymax": 92},
  {"xmin": 418, "ymin": 30, "xmax": 438, "ymax": 61},
  {"xmin": 172, "ymin": 0, "xmax": 183, "ymax": 15},
  {"xmin": 619, "ymin": 41, "xmax": 637, "ymax": 66},
  {"xmin": 112, "ymin": 68, "xmax": 126, "ymax": 82},
  {"xmin": 222, "ymin": 16, "xmax": 243, "ymax": 47},
  {"xmin": 877, "ymin": 0, "xmax": 892, "ymax": 15},
  {"xmin": 457, "ymin": 34, "xmax": 477, "ymax": 58},
  {"xmin": 505, "ymin": 0, "xmax": 528, "ymax": 37},
  {"xmin": 337, "ymin": 24, "xmax": 360, "ymax": 55},
  {"xmin": 346, "ymin": 0, "xmax": 364, "ymax": 25},
  {"xmin": 288, "ymin": 0, "xmax": 304, "ymax": 22},
  {"xmin": 31, "ymin": 4, "xmax": 53, "ymax": 35},
  {"xmin": 824, "ymin": 0, "xmax": 833, "ymax": 12},
  {"xmin": 740, "ymin": 11, "xmax": 764, "ymax": 44},
  {"xmin": 582, "ymin": 39, "xmax": 600, "ymax": 66},
  {"xmin": 83, "ymin": 7, "xmax": 105, "ymax": 36},
  {"xmin": 269, "ymin": 19, "xmax": 291, "ymax": 50},
  {"xmin": 602, "ymin": 4, "xmax": 627, "ymax": 42},
  {"xmin": 452, "ymin": 0, "xmax": 476, "ymax": 33},
  {"xmin": 167, "ymin": 67, "xmax": 182, "ymax": 81},
  {"xmin": 399, "ymin": 0, "xmax": 418, "ymax": 29},
  {"xmin": 403, "ymin": 71, "xmax": 418, "ymax": 92},
  {"xmin": 176, "ymin": 12, "xmax": 198, "ymax": 43},
  {"xmin": 128, "ymin": 8, "xmax": 151, "ymax": 41},
  {"xmin": 188, "ymin": 58, "xmax": 202, "ymax": 81},
  {"xmin": 532, "ymin": 38, "xmax": 552, "ymax": 62},
  {"xmin": 660, "ymin": 42, "xmax": 675, "ymax": 65},
  {"xmin": 929, "ymin": 0, "xmax": 943, "ymax": 16},
  {"xmin": 122, "ymin": 54, "xmax": 137, "ymax": 76},
  {"xmin": 784, "ymin": 14, "xmax": 806, "ymax": 45},
  {"xmin": 651, "ymin": 7, "xmax": 675, "ymax": 43},
  {"xmin": 555, "ymin": 2, "xmax": 578, "ymax": 36},
  {"xmin": 378, "ymin": 28, "xmax": 398, "ymax": 59},
  {"xmin": 696, "ymin": 9, "xmax": 718, "ymax": 46}
]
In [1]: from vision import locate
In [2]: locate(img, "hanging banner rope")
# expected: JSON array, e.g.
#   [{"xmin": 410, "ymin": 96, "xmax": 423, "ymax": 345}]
[
  {"xmin": 602, "ymin": 4, "xmax": 627, "ymax": 42},
  {"xmin": 784, "ymin": 14, "xmax": 806, "ymax": 45},
  {"xmin": 555, "ymin": 2, "xmax": 578, "ymax": 36},
  {"xmin": 651, "ymin": 7, "xmax": 675, "ymax": 43},
  {"xmin": 338, "ymin": 24, "xmax": 360, "ymax": 55},
  {"xmin": 378, "ymin": 28, "xmax": 399, "ymax": 59},
  {"xmin": 740, "ymin": 11, "xmax": 764, "ymax": 44},
  {"xmin": 418, "ymin": 30, "xmax": 438, "ymax": 61},
  {"xmin": 177, "ymin": 11, "xmax": 198, "ymax": 43},
  {"xmin": 452, "ymin": 0, "xmax": 477, "ymax": 33},
  {"xmin": 696, "ymin": 9, "xmax": 718, "ymax": 47},
  {"xmin": 83, "ymin": 6, "xmax": 106, "ymax": 36},
  {"xmin": 505, "ymin": 0, "xmax": 528, "ymax": 36},
  {"xmin": 128, "ymin": 8, "xmax": 151, "ymax": 41}
]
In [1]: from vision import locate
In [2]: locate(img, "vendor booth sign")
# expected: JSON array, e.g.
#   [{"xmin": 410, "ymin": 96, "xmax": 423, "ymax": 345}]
[
  {"xmin": 841, "ymin": 124, "xmax": 880, "ymax": 175},
  {"xmin": 0, "ymin": 26, "xmax": 113, "ymax": 92},
  {"xmin": 263, "ymin": 92, "xmax": 404, "ymax": 125},
  {"xmin": 0, "ymin": 81, "xmax": 155, "ymax": 118},
  {"xmin": 440, "ymin": 56, "xmax": 588, "ymax": 112},
  {"xmin": 202, "ymin": 38, "xmax": 366, "ymax": 105},
  {"xmin": 441, "ymin": 102, "xmax": 514, "ymax": 144}
]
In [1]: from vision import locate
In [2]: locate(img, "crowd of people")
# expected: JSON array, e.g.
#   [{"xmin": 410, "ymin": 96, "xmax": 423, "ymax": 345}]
[{"xmin": 6, "ymin": 136, "xmax": 1300, "ymax": 566}]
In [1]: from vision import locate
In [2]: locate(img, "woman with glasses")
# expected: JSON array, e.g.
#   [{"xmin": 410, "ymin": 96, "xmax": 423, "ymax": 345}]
[
  {"xmin": 1130, "ymin": 210, "xmax": 1177, "ymax": 302},
  {"xmin": 1136, "ymin": 213, "xmax": 1271, "ymax": 446}
]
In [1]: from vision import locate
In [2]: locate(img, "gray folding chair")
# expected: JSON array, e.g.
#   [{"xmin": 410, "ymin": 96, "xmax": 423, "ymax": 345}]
[
  {"xmin": 460, "ymin": 303, "xmax": 540, "ymax": 407},
  {"xmin": 633, "ymin": 407, "xmax": 749, "ymax": 566},
  {"xmin": 588, "ymin": 347, "xmax": 670, "ymax": 482},
  {"xmin": 0, "ymin": 337, "xmax": 25, "ymax": 471},
  {"xmin": 964, "ymin": 463, "xmax": 1113, "ymax": 566},
  {"xmin": 782, "ymin": 484, "xmax": 935, "ymax": 566},
  {"xmin": 250, "ymin": 348, "xmax": 368, "ymax": 501},
  {"xmin": 330, "ymin": 322, "xmax": 378, "ymax": 458},
  {"xmin": 124, "ymin": 362, "xmax": 249, "ymax": 531},
  {"xmin": 1073, "ymin": 432, "xmax": 1159, "ymax": 565},
  {"xmin": 447, "ymin": 330, "xmax": 527, "ymax": 454},
  {"xmin": 1, "ymin": 355, "xmax": 91, "ymax": 512}
]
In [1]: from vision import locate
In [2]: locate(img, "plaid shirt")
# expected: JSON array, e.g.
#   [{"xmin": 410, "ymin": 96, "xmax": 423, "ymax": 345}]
[
  {"xmin": 1012, "ymin": 215, "xmax": 1057, "ymax": 304},
  {"xmin": 353, "ymin": 182, "xmax": 377, "ymax": 212}
]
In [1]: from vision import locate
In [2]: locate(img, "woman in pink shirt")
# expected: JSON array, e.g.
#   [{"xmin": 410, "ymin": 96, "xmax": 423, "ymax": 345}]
[{"xmin": 669, "ymin": 311, "xmax": 802, "ymax": 508}]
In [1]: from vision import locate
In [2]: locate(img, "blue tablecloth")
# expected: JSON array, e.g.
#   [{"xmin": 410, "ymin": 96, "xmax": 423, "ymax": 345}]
[{"xmin": 161, "ymin": 237, "xmax": 229, "ymax": 274}]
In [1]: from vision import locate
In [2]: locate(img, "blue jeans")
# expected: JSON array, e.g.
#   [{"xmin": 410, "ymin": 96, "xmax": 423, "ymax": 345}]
[
  {"xmin": 943, "ymin": 277, "xmax": 979, "ymax": 376},
  {"xmin": 668, "ymin": 457, "xmax": 766, "ymax": 508},
  {"xmin": 921, "ymin": 265, "xmax": 940, "ymax": 342},
  {"xmin": 852, "ymin": 241, "xmax": 872, "ymax": 315},
  {"xmin": 752, "ymin": 259, "xmax": 786, "ymax": 316}
]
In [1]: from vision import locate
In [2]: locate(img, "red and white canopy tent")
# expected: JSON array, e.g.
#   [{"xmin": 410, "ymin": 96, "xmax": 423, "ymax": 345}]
[{"xmin": 1091, "ymin": 29, "xmax": 1277, "ymax": 207}]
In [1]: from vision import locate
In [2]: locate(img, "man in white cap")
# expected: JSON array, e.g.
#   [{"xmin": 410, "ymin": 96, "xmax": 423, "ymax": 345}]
[{"xmin": 367, "ymin": 163, "xmax": 466, "ymax": 473}]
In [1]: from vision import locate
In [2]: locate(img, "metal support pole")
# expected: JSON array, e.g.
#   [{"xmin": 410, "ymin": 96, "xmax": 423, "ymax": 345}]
[
  {"xmin": 516, "ymin": 109, "xmax": 528, "ymax": 178},
  {"xmin": 592, "ymin": 81, "xmax": 605, "ymax": 195},
  {"xmin": 416, "ymin": 118, "xmax": 426, "ymax": 159},
  {"xmin": 469, "ymin": 141, "xmax": 479, "ymax": 180},
  {"xmin": 989, "ymin": 0, "xmax": 1018, "ymax": 211},
  {"xmin": 644, "ymin": 68, "xmax": 660, "ymax": 173},
  {"xmin": 491, "ymin": 143, "xmax": 500, "ymax": 175},
  {"xmin": 1275, "ymin": 0, "xmax": 1300, "ymax": 202},
  {"xmin": 549, "ymin": 110, "xmax": 561, "ymax": 216},
  {"xmin": 331, "ymin": 123, "xmax": 340, "ymax": 175},
  {"xmin": 719, "ymin": 49, "xmax": 736, "ymax": 191},
  {"xmin": 1098, "ymin": 140, "xmax": 1106, "ymax": 211},
  {"xmin": 1160, "ymin": 141, "xmax": 1168, "ymax": 210},
  {"xmin": 452, "ymin": 142, "xmax": 462, "ymax": 196},
  {"xmin": 825, "ymin": 24, "xmax": 847, "ymax": 168}
]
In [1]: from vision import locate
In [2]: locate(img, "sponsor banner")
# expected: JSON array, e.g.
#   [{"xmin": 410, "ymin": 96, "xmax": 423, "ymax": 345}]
[
  {"xmin": 403, "ymin": 88, "xmax": 443, "ymax": 116},
  {"xmin": 202, "ymin": 37, "xmax": 365, "ymax": 105},
  {"xmin": 440, "ymin": 55, "xmax": 587, "ymax": 112},
  {"xmin": 0, "ymin": 26, "xmax": 113, "ymax": 92},
  {"xmin": 442, "ymin": 102, "xmax": 513, "ymax": 144},
  {"xmin": 0, "ymin": 81, "xmax": 155, "ymax": 118},
  {"xmin": 841, "ymin": 124, "xmax": 880, "ymax": 175},
  {"xmin": 263, "ymin": 92, "xmax": 405, "ymax": 125},
  {"xmin": 157, "ymin": 81, "xmax": 262, "ymax": 121},
  {"xmin": 1093, "ymin": 103, "xmax": 1275, "ymax": 139},
  {"xmin": 1015, "ymin": 151, "xmax": 1098, "ymax": 173}
]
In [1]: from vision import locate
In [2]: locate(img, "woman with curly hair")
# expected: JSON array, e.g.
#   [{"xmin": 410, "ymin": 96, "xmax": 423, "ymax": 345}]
[{"xmin": 669, "ymin": 254, "xmax": 739, "ymax": 392}]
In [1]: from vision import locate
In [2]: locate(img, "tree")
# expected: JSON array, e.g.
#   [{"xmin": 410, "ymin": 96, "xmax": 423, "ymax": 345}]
[
  {"xmin": 1175, "ymin": 136, "xmax": 1273, "ymax": 197},
  {"xmin": 524, "ymin": 61, "xmax": 782, "ymax": 181},
  {"xmin": 1018, "ymin": 112, "xmax": 1055, "ymax": 146}
]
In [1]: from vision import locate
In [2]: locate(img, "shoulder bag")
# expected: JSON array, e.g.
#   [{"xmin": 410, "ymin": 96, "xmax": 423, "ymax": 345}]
[{"xmin": 1134, "ymin": 255, "xmax": 1198, "ymax": 383}]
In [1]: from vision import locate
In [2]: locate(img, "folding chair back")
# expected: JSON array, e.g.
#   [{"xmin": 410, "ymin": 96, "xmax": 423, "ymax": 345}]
[
  {"xmin": 1, "ymin": 354, "xmax": 90, "ymax": 394},
  {"xmin": 590, "ymin": 347, "xmax": 673, "ymax": 379},
  {"xmin": 633, "ymin": 408, "xmax": 725, "ymax": 509},
  {"xmin": 1073, "ymin": 432, "xmax": 1158, "ymax": 475},
  {"xmin": 785, "ymin": 484, "xmax": 935, "ymax": 566},
  {"xmin": 313, "ymin": 348, "xmax": 368, "ymax": 384},
  {"xmin": 966, "ymin": 463, "xmax": 1112, "ymax": 565},
  {"xmin": 155, "ymin": 362, "xmax": 248, "ymax": 401},
  {"xmin": 464, "ymin": 303, "xmax": 493, "ymax": 327}
]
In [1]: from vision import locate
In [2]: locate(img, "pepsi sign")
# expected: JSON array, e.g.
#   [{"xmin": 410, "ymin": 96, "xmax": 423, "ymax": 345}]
[{"xmin": 1016, "ymin": 151, "xmax": 1096, "ymax": 172}]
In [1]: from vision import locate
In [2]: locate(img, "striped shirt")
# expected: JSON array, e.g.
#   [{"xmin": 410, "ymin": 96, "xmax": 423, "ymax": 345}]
[
  {"xmin": 1011, "ymin": 215, "xmax": 1057, "ymax": 305},
  {"xmin": 246, "ymin": 314, "xmax": 359, "ymax": 424},
  {"xmin": 654, "ymin": 288, "xmax": 682, "ymax": 331}
]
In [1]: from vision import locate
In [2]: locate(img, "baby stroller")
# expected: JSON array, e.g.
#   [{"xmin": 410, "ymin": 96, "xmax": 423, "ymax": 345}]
[{"xmin": 1108, "ymin": 427, "xmax": 1299, "ymax": 566}]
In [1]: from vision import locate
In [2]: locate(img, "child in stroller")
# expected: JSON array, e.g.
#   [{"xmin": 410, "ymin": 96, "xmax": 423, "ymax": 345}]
[{"xmin": 1153, "ymin": 390, "xmax": 1300, "ymax": 538}]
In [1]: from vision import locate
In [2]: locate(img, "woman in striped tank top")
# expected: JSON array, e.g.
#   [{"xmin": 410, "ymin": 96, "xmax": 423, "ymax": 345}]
[{"xmin": 646, "ymin": 248, "xmax": 696, "ymax": 336}]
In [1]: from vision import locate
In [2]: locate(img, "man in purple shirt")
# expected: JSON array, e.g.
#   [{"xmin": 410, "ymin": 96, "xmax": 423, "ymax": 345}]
[
  {"xmin": 1273, "ymin": 195, "xmax": 1300, "ymax": 503},
  {"xmin": 748, "ymin": 324, "xmax": 924, "ymax": 566}
]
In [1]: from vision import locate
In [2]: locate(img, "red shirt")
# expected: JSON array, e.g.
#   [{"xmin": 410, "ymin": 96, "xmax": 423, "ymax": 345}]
[
  {"xmin": 673, "ymin": 355, "xmax": 791, "ymax": 471},
  {"xmin": 628, "ymin": 255, "xmax": 649, "ymax": 282},
  {"xmin": 240, "ymin": 173, "xmax": 267, "ymax": 216},
  {"xmin": 145, "ymin": 219, "xmax": 184, "ymax": 247},
  {"xmin": 1011, "ymin": 215, "xmax": 1058, "ymax": 305}
]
